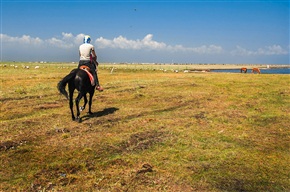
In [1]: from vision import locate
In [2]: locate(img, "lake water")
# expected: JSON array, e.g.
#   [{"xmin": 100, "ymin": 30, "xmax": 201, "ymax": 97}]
[{"xmin": 212, "ymin": 68, "xmax": 290, "ymax": 74}]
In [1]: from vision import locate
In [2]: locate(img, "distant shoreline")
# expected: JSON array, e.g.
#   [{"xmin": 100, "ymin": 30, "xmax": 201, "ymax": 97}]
[
  {"xmin": 189, "ymin": 65, "xmax": 290, "ymax": 70},
  {"xmin": 1, "ymin": 61, "xmax": 289, "ymax": 71},
  {"xmin": 164, "ymin": 64, "xmax": 289, "ymax": 70},
  {"xmin": 105, "ymin": 63, "xmax": 289, "ymax": 70}
]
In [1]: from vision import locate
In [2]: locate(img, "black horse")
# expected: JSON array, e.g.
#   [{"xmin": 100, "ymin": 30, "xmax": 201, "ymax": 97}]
[{"xmin": 58, "ymin": 68, "xmax": 96, "ymax": 122}]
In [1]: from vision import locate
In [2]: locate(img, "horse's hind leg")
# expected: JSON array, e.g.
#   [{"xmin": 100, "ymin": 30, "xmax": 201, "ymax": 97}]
[
  {"xmin": 80, "ymin": 94, "xmax": 88, "ymax": 112},
  {"xmin": 88, "ymin": 90, "xmax": 95, "ymax": 115},
  {"xmin": 69, "ymin": 86, "xmax": 75, "ymax": 121},
  {"xmin": 75, "ymin": 92, "xmax": 84, "ymax": 123}
]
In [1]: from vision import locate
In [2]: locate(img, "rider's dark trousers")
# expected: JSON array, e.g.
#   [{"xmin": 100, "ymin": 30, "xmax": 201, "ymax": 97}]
[{"xmin": 78, "ymin": 60, "xmax": 99, "ymax": 86}]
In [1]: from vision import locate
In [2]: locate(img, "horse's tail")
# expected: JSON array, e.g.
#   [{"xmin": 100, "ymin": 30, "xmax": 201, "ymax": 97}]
[{"xmin": 57, "ymin": 69, "xmax": 77, "ymax": 99}]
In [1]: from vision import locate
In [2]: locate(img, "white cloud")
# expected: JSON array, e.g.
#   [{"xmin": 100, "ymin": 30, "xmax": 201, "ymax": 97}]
[
  {"xmin": 184, "ymin": 45, "xmax": 224, "ymax": 54},
  {"xmin": 262, "ymin": 45, "xmax": 288, "ymax": 55},
  {"xmin": 46, "ymin": 37, "xmax": 66, "ymax": 47},
  {"xmin": 95, "ymin": 34, "xmax": 223, "ymax": 54},
  {"xmin": 95, "ymin": 34, "xmax": 167, "ymax": 50},
  {"xmin": 1, "ymin": 33, "xmax": 287, "ymax": 56},
  {"xmin": 141, "ymin": 34, "xmax": 167, "ymax": 50},
  {"xmin": 232, "ymin": 45, "xmax": 288, "ymax": 56},
  {"xmin": 0, "ymin": 33, "xmax": 85, "ymax": 49},
  {"xmin": 74, "ymin": 33, "xmax": 86, "ymax": 45},
  {"xmin": 1, "ymin": 33, "xmax": 288, "ymax": 62},
  {"xmin": 46, "ymin": 32, "xmax": 82, "ymax": 49},
  {"xmin": 1, "ymin": 34, "xmax": 43, "ymax": 45},
  {"xmin": 62, "ymin": 32, "xmax": 73, "ymax": 39}
]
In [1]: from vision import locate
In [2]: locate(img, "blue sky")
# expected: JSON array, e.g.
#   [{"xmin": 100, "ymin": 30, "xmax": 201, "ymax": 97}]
[{"xmin": 1, "ymin": 0, "xmax": 289, "ymax": 64}]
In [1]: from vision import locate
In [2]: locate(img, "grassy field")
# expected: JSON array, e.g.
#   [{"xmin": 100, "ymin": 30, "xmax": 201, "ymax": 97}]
[{"xmin": 1, "ymin": 63, "xmax": 289, "ymax": 191}]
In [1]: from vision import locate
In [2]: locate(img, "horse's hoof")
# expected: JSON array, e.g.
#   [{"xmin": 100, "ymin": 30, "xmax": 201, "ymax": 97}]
[
  {"xmin": 76, "ymin": 117, "xmax": 82, "ymax": 123},
  {"xmin": 80, "ymin": 106, "xmax": 85, "ymax": 111},
  {"xmin": 88, "ymin": 111, "xmax": 93, "ymax": 115}
]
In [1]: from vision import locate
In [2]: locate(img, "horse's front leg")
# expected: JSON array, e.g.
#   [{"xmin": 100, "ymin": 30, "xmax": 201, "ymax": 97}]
[
  {"xmin": 80, "ymin": 94, "xmax": 88, "ymax": 112},
  {"xmin": 75, "ymin": 92, "xmax": 84, "ymax": 123}
]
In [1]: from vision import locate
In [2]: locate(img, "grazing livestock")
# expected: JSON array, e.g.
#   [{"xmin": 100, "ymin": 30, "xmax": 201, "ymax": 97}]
[
  {"xmin": 240, "ymin": 68, "xmax": 247, "ymax": 73},
  {"xmin": 252, "ymin": 68, "xmax": 261, "ymax": 74}
]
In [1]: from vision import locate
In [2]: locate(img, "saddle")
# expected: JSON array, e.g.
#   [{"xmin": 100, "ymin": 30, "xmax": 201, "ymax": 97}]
[{"xmin": 79, "ymin": 65, "xmax": 95, "ymax": 86}]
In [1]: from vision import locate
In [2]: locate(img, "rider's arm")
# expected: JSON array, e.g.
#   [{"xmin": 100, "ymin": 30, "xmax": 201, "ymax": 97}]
[
  {"xmin": 91, "ymin": 49, "xmax": 98, "ymax": 67},
  {"xmin": 91, "ymin": 48, "xmax": 96, "ymax": 59}
]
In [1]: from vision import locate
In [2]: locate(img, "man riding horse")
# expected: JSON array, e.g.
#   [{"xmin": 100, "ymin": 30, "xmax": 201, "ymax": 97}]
[{"xmin": 78, "ymin": 35, "xmax": 103, "ymax": 91}]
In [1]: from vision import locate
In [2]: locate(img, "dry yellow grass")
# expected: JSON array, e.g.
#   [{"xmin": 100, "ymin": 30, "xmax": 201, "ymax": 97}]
[{"xmin": 1, "ymin": 62, "xmax": 289, "ymax": 191}]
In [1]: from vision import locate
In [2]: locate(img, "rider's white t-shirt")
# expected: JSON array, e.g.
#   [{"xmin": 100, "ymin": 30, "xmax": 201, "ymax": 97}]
[{"xmin": 79, "ymin": 43, "xmax": 94, "ymax": 61}]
